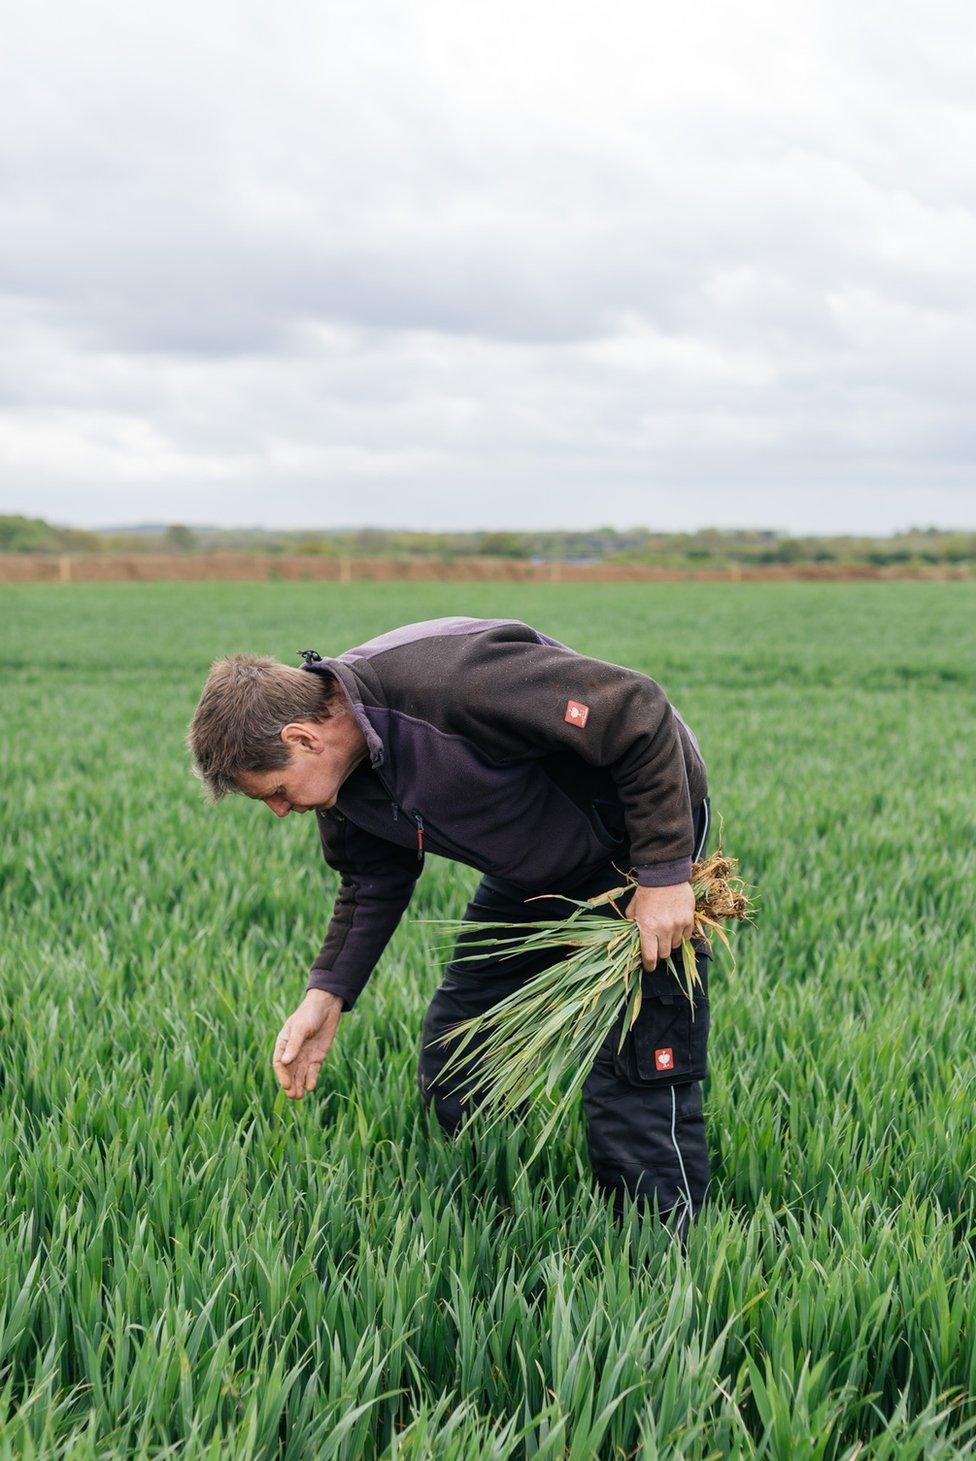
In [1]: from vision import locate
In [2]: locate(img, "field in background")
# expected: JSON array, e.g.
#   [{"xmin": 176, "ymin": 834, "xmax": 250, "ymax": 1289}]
[{"xmin": 2, "ymin": 580, "xmax": 975, "ymax": 1456}]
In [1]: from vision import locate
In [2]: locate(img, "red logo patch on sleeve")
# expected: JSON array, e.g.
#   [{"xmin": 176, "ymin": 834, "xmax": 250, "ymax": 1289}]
[
  {"xmin": 654, "ymin": 1047, "xmax": 674, "ymax": 1071},
  {"xmin": 564, "ymin": 699, "xmax": 590, "ymax": 727}
]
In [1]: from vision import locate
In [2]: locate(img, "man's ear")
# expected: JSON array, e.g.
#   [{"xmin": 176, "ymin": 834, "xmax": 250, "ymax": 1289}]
[{"xmin": 281, "ymin": 721, "xmax": 322, "ymax": 753}]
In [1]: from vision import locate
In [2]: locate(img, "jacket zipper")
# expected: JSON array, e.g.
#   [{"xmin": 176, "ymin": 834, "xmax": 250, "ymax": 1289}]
[
  {"xmin": 360, "ymin": 729, "xmax": 476, "ymax": 869},
  {"xmin": 389, "ymin": 798, "xmax": 425, "ymax": 863},
  {"xmin": 381, "ymin": 763, "xmax": 487, "ymax": 869},
  {"xmin": 410, "ymin": 804, "xmax": 482, "ymax": 868}
]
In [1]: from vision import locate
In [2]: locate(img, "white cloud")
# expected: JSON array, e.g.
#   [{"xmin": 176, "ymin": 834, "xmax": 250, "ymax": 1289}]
[{"xmin": 1, "ymin": 0, "xmax": 974, "ymax": 531}]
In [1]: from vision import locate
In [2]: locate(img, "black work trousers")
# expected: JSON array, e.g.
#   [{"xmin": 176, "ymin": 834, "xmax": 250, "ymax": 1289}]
[{"xmin": 418, "ymin": 797, "xmax": 713, "ymax": 1243}]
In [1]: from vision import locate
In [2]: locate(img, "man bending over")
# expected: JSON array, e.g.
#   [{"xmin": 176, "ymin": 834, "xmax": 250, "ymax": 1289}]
[{"xmin": 186, "ymin": 616, "xmax": 713, "ymax": 1239}]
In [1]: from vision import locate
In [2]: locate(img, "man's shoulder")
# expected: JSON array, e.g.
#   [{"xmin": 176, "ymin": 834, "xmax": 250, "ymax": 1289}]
[
  {"xmin": 333, "ymin": 616, "xmax": 574, "ymax": 726},
  {"xmin": 337, "ymin": 616, "xmax": 550, "ymax": 665}
]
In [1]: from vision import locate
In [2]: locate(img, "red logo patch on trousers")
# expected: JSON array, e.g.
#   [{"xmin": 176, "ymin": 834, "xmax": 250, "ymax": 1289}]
[
  {"xmin": 654, "ymin": 1047, "xmax": 674, "ymax": 1071},
  {"xmin": 564, "ymin": 699, "xmax": 589, "ymax": 727}
]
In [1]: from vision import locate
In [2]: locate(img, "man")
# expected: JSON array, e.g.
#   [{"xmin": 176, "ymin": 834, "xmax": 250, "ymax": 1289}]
[{"xmin": 187, "ymin": 615, "xmax": 713, "ymax": 1240}]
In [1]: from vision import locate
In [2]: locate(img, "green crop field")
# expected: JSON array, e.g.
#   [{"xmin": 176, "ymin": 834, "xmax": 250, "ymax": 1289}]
[{"xmin": 2, "ymin": 580, "xmax": 975, "ymax": 1458}]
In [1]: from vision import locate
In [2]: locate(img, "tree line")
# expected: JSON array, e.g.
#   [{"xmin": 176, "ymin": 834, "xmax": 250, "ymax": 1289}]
[{"xmin": 2, "ymin": 514, "xmax": 974, "ymax": 569}]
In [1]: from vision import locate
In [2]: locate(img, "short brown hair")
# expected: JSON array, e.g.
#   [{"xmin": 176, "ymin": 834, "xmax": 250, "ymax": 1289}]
[{"xmin": 186, "ymin": 653, "xmax": 342, "ymax": 803}]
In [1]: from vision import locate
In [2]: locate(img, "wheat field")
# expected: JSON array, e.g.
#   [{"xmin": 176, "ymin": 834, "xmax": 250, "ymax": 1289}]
[{"xmin": 2, "ymin": 580, "xmax": 974, "ymax": 1457}]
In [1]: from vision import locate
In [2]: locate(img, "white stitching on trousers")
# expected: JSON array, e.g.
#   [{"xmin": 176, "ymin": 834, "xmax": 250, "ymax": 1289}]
[
  {"xmin": 670, "ymin": 1085, "xmax": 694, "ymax": 1217},
  {"xmin": 693, "ymin": 797, "xmax": 710, "ymax": 862},
  {"xmin": 667, "ymin": 797, "xmax": 708, "ymax": 1231}
]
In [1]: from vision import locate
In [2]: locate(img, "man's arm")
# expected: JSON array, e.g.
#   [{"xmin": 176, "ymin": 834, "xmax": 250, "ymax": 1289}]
[
  {"xmin": 436, "ymin": 624, "xmax": 705, "ymax": 886},
  {"xmin": 306, "ymin": 809, "xmax": 422, "ymax": 1010},
  {"xmin": 273, "ymin": 814, "xmax": 419, "ymax": 1101},
  {"xmin": 426, "ymin": 623, "xmax": 705, "ymax": 968}
]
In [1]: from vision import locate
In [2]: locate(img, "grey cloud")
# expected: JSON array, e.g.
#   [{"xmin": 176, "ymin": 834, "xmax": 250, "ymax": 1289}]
[{"xmin": 1, "ymin": 0, "xmax": 974, "ymax": 529}]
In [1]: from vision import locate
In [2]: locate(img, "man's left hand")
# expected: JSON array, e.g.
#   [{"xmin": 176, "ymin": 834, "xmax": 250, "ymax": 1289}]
[{"xmin": 625, "ymin": 882, "xmax": 696, "ymax": 971}]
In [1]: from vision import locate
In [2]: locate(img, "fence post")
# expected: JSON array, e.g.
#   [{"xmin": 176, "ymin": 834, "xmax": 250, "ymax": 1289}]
[
  {"xmin": 549, "ymin": 560, "xmax": 561, "ymax": 583},
  {"xmin": 59, "ymin": 555, "xmax": 72, "ymax": 583},
  {"xmin": 340, "ymin": 556, "xmax": 353, "ymax": 584}
]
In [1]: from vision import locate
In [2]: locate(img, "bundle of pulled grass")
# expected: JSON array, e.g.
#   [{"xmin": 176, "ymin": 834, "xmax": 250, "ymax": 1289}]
[{"xmin": 423, "ymin": 841, "xmax": 755, "ymax": 1160}]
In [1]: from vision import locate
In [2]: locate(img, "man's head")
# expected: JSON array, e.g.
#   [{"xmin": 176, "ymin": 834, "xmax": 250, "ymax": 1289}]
[{"xmin": 186, "ymin": 654, "xmax": 368, "ymax": 816}]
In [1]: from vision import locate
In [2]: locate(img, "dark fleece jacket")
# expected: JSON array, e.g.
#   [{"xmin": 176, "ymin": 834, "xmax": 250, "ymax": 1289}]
[{"xmin": 298, "ymin": 616, "xmax": 708, "ymax": 1009}]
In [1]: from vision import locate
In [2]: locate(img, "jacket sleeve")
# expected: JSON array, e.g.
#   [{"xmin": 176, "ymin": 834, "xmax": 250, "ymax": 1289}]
[
  {"xmin": 443, "ymin": 626, "xmax": 705, "ymax": 886},
  {"xmin": 306, "ymin": 810, "xmax": 421, "ymax": 1010}
]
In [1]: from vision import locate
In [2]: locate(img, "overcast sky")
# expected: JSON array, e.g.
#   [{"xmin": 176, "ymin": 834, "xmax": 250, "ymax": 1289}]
[{"xmin": 2, "ymin": 0, "xmax": 974, "ymax": 534}]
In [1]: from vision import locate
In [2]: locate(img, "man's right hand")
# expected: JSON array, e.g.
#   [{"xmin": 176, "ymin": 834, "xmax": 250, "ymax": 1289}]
[{"xmin": 273, "ymin": 990, "xmax": 344, "ymax": 1100}]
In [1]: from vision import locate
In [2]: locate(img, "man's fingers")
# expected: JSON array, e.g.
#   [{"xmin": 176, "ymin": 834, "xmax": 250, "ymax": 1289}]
[
  {"xmin": 272, "ymin": 995, "xmax": 341, "ymax": 1101},
  {"xmin": 273, "ymin": 1057, "xmax": 295, "ymax": 1095},
  {"xmin": 273, "ymin": 1045, "xmax": 291, "ymax": 1091},
  {"xmin": 639, "ymin": 929, "xmax": 690, "ymax": 967},
  {"xmin": 278, "ymin": 1055, "xmax": 304, "ymax": 1098},
  {"xmin": 273, "ymin": 1025, "xmax": 291, "ymax": 1069},
  {"xmin": 281, "ymin": 1022, "xmax": 313, "ymax": 1064},
  {"xmin": 654, "ymin": 929, "xmax": 687, "ymax": 961},
  {"xmin": 274, "ymin": 1040, "xmax": 303, "ymax": 1096},
  {"xmin": 274, "ymin": 1047, "xmax": 327, "ymax": 1100},
  {"xmin": 286, "ymin": 1051, "xmax": 313, "ymax": 1099}
]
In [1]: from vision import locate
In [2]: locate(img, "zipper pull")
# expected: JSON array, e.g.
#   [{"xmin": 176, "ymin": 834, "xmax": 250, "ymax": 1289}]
[
  {"xmin": 390, "ymin": 801, "xmax": 399, "ymax": 822},
  {"xmin": 412, "ymin": 811, "xmax": 424, "ymax": 862}
]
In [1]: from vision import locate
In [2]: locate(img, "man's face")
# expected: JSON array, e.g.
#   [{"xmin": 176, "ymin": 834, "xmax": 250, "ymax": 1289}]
[{"xmin": 236, "ymin": 709, "xmax": 368, "ymax": 817}]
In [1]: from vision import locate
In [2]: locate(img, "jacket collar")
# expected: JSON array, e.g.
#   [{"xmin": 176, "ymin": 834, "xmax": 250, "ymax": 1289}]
[{"xmin": 300, "ymin": 657, "xmax": 386, "ymax": 769}]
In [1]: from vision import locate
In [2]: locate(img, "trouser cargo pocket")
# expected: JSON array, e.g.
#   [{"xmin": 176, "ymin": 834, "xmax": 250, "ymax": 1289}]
[{"xmin": 611, "ymin": 945, "xmax": 711, "ymax": 1087}]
